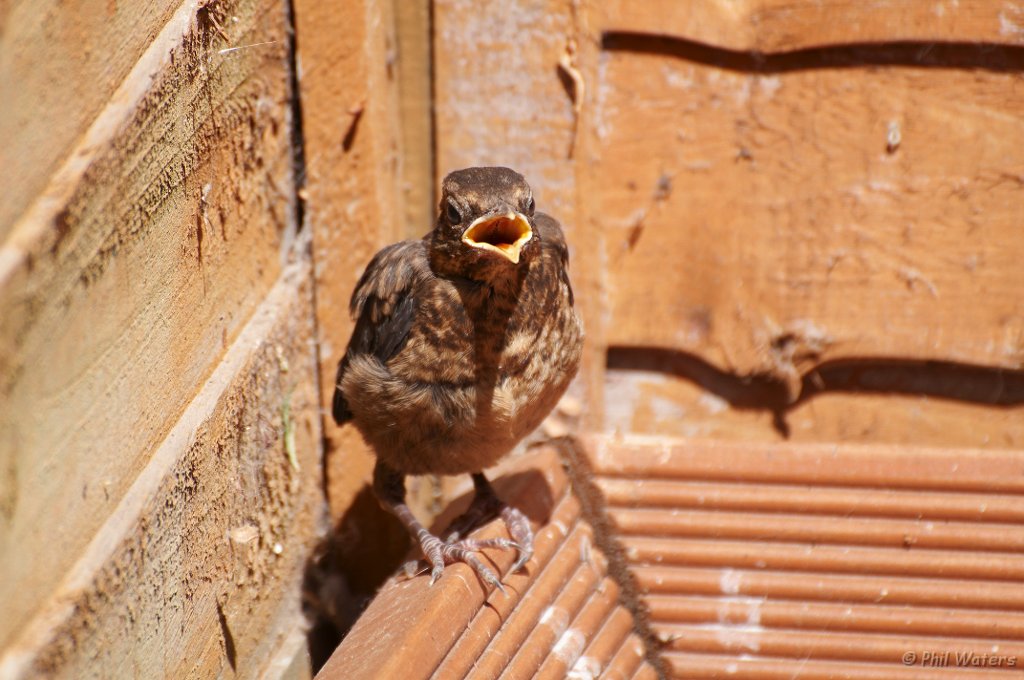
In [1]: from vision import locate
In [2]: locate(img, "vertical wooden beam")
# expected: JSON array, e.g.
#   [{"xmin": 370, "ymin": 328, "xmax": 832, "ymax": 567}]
[
  {"xmin": 291, "ymin": 0, "xmax": 403, "ymax": 523},
  {"xmin": 394, "ymin": 0, "xmax": 435, "ymax": 238},
  {"xmin": 569, "ymin": 0, "xmax": 609, "ymax": 431},
  {"xmin": 291, "ymin": 1, "xmax": 432, "ymax": 643},
  {"xmin": 431, "ymin": 0, "xmax": 599, "ymax": 421}
]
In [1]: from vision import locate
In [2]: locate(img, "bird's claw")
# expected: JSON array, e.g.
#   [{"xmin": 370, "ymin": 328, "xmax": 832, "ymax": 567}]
[
  {"xmin": 509, "ymin": 549, "xmax": 532, "ymax": 575},
  {"xmin": 429, "ymin": 563, "xmax": 444, "ymax": 586},
  {"xmin": 501, "ymin": 505, "xmax": 534, "ymax": 575},
  {"xmin": 415, "ymin": 501, "xmax": 534, "ymax": 594},
  {"xmin": 418, "ymin": 534, "xmax": 512, "ymax": 596}
]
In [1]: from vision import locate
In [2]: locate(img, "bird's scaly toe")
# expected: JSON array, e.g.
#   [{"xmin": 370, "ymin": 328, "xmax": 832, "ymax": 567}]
[
  {"xmin": 416, "ymin": 531, "xmax": 508, "ymax": 594},
  {"xmin": 501, "ymin": 505, "xmax": 535, "ymax": 574}
]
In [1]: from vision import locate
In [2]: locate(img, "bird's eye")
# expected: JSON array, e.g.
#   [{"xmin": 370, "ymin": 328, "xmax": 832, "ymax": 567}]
[
  {"xmin": 525, "ymin": 196, "xmax": 536, "ymax": 215},
  {"xmin": 446, "ymin": 199, "xmax": 462, "ymax": 224}
]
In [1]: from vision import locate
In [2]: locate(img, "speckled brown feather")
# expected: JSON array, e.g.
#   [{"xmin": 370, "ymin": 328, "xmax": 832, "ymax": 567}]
[{"xmin": 333, "ymin": 168, "xmax": 583, "ymax": 477}]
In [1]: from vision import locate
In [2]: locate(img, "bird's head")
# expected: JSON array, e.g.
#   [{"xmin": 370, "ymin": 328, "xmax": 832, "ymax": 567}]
[{"xmin": 430, "ymin": 167, "xmax": 540, "ymax": 280}]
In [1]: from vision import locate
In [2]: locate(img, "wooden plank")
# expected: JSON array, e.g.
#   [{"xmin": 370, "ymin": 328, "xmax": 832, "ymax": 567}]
[
  {"xmin": 0, "ymin": 0, "xmax": 181, "ymax": 237},
  {"xmin": 586, "ymin": 434, "xmax": 1024, "ymax": 492},
  {"xmin": 603, "ymin": 364, "xmax": 1024, "ymax": 449},
  {"xmin": 589, "ymin": 433, "xmax": 1024, "ymax": 679},
  {"xmin": 315, "ymin": 448, "xmax": 658, "ymax": 680},
  {"xmin": 597, "ymin": 0, "xmax": 1024, "ymax": 53},
  {"xmin": 0, "ymin": 0, "xmax": 296, "ymax": 653},
  {"xmin": 585, "ymin": 36, "xmax": 1024, "ymax": 393},
  {"xmin": 291, "ymin": 0, "xmax": 402, "ymax": 516},
  {"xmin": 432, "ymin": 0, "xmax": 594, "ymax": 418},
  {"xmin": 0, "ymin": 262, "xmax": 322, "ymax": 679},
  {"xmin": 394, "ymin": 0, "xmax": 435, "ymax": 238}
]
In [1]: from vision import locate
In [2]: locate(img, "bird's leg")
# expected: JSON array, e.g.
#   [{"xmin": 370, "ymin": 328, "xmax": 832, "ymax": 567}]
[
  {"xmin": 442, "ymin": 472, "xmax": 503, "ymax": 541},
  {"xmin": 373, "ymin": 461, "xmax": 509, "ymax": 593},
  {"xmin": 445, "ymin": 473, "xmax": 534, "ymax": 574}
]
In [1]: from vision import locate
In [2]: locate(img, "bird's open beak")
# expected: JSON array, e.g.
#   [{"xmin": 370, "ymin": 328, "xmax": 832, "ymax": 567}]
[{"xmin": 461, "ymin": 212, "xmax": 533, "ymax": 264}]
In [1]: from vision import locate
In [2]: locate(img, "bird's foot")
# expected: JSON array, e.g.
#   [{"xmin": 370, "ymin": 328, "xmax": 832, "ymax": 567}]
[
  {"xmin": 500, "ymin": 504, "xmax": 534, "ymax": 574},
  {"xmin": 443, "ymin": 505, "xmax": 534, "ymax": 577},
  {"xmin": 418, "ymin": 532, "xmax": 521, "ymax": 595},
  {"xmin": 442, "ymin": 474, "xmax": 536, "ymax": 576},
  {"xmin": 374, "ymin": 463, "xmax": 528, "ymax": 594}
]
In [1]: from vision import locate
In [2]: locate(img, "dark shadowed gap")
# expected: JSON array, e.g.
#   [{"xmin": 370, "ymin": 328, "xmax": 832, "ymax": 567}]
[
  {"xmin": 602, "ymin": 33, "xmax": 1024, "ymax": 74},
  {"xmin": 216, "ymin": 600, "xmax": 238, "ymax": 672},
  {"xmin": 284, "ymin": 0, "xmax": 307, "ymax": 231},
  {"xmin": 608, "ymin": 346, "xmax": 1024, "ymax": 436},
  {"xmin": 302, "ymin": 484, "xmax": 412, "ymax": 673}
]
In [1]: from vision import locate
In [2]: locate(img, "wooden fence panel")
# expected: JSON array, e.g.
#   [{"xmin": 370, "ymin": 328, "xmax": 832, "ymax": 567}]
[
  {"xmin": 578, "ymin": 1, "xmax": 1024, "ymax": 444},
  {"xmin": 2, "ymin": 265, "xmax": 321, "ymax": 679},
  {"xmin": 590, "ymin": 37, "xmax": 1024, "ymax": 383},
  {"xmin": 598, "ymin": 0, "xmax": 1024, "ymax": 52},
  {"xmin": 0, "ymin": 0, "xmax": 320, "ymax": 676},
  {"xmin": 290, "ymin": 0, "xmax": 408, "ymax": 549},
  {"xmin": 0, "ymin": 0, "xmax": 182, "ymax": 237},
  {"xmin": 430, "ymin": 0, "xmax": 1024, "ymax": 445}
]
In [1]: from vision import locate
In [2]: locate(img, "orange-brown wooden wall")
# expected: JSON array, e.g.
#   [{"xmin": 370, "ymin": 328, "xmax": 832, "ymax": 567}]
[
  {"xmin": 0, "ymin": 0, "xmax": 321, "ymax": 676},
  {"xmin": 2, "ymin": 0, "xmax": 1022, "ymax": 677}
]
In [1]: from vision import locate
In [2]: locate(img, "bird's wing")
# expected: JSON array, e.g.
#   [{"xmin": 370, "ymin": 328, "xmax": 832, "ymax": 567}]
[
  {"xmin": 535, "ymin": 212, "xmax": 575, "ymax": 306},
  {"xmin": 332, "ymin": 239, "xmax": 429, "ymax": 424}
]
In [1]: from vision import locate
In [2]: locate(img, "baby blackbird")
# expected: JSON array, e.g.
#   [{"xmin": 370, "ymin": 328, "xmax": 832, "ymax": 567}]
[{"xmin": 333, "ymin": 167, "xmax": 583, "ymax": 591}]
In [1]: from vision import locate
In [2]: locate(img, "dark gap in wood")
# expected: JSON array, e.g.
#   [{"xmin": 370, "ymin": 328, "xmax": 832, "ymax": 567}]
[
  {"xmin": 284, "ymin": 0, "xmax": 307, "ymax": 231},
  {"xmin": 602, "ymin": 33, "xmax": 1024, "ymax": 73},
  {"xmin": 556, "ymin": 435, "xmax": 671, "ymax": 679},
  {"xmin": 302, "ymin": 483, "xmax": 412, "ymax": 674},
  {"xmin": 608, "ymin": 346, "xmax": 1024, "ymax": 437},
  {"xmin": 341, "ymin": 108, "xmax": 364, "ymax": 152},
  {"xmin": 216, "ymin": 600, "xmax": 238, "ymax": 672}
]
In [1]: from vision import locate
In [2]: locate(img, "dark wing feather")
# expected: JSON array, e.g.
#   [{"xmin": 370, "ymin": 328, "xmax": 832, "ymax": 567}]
[
  {"xmin": 535, "ymin": 212, "xmax": 574, "ymax": 306},
  {"xmin": 332, "ymin": 240, "xmax": 429, "ymax": 424}
]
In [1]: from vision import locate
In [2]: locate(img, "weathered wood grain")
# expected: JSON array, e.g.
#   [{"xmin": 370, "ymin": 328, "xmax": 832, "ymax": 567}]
[
  {"xmin": 605, "ymin": 364, "xmax": 1024, "ymax": 449},
  {"xmin": 0, "ymin": 262, "xmax": 322, "ymax": 679},
  {"xmin": 0, "ymin": 0, "xmax": 181, "ymax": 236},
  {"xmin": 598, "ymin": 0, "xmax": 1024, "ymax": 52},
  {"xmin": 291, "ymin": 0, "xmax": 405, "ymax": 526},
  {"xmin": 433, "ymin": 0, "xmax": 578, "ymax": 213},
  {"xmin": 428, "ymin": 0, "xmax": 1024, "ymax": 445},
  {"xmin": 0, "ymin": 0, "xmax": 297, "ymax": 654},
  {"xmin": 431, "ymin": 0, "xmax": 594, "ymax": 414},
  {"xmin": 395, "ymin": 0, "xmax": 435, "ymax": 238},
  {"xmin": 588, "ymin": 39, "xmax": 1024, "ymax": 392}
]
